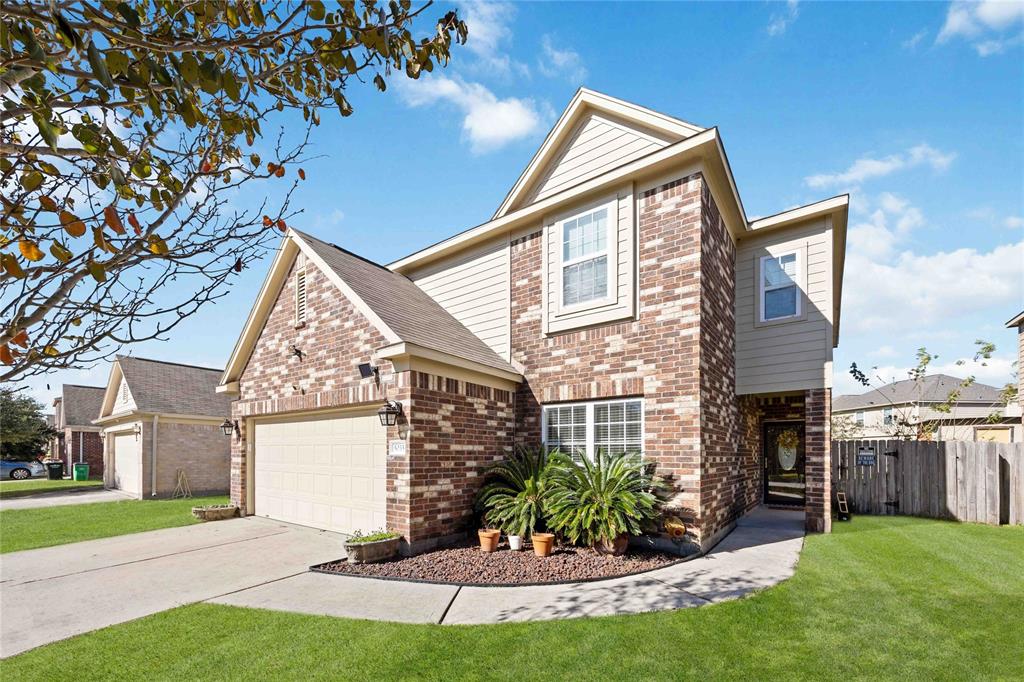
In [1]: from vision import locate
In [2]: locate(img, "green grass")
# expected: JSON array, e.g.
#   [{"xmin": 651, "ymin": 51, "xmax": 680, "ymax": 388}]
[
  {"xmin": 0, "ymin": 478, "xmax": 103, "ymax": 499},
  {"xmin": 0, "ymin": 495, "xmax": 228, "ymax": 554},
  {"xmin": 2, "ymin": 516, "xmax": 1021, "ymax": 680}
]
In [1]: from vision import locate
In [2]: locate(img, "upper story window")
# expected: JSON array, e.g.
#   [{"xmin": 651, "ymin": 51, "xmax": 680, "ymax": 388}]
[
  {"xmin": 294, "ymin": 268, "xmax": 307, "ymax": 326},
  {"xmin": 883, "ymin": 407, "xmax": 894, "ymax": 425},
  {"xmin": 543, "ymin": 398, "xmax": 643, "ymax": 461},
  {"xmin": 759, "ymin": 252, "xmax": 800, "ymax": 322},
  {"xmin": 560, "ymin": 205, "xmax": 611, "ymax": 308},
  {"xmin": 855, "ymin": 411, "xmax": 864, "ymax": 426}
]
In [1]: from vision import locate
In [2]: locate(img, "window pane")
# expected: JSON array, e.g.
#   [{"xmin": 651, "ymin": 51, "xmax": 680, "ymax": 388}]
[
  {"xmin": 594, "ymin": 399, "xmax": 642, "ymax": 457},
  {"xmin": 562, "ymin": 208, "xmax": 607, "ymax": 261},
  {"xmin": 764, "ymin": 285, "xmax": 797, "ymax": 320},
  {"xmin": 546, "ymin": 404, "xmax": 587, "ymax": 459},
  {"xmin": 563, "ymin": 255, "xmax": 608, "ymax": 306},
  {"xmin": 763, "ymin": 254, "xmax": 797, "ymax": 289}
]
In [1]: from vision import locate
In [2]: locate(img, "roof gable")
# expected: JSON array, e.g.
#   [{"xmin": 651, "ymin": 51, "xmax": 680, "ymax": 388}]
[
  {"xmin": 493, "ymin": 88, "xmax": 704, "ymax": 218},
  {"xmin": 100, "ymin": 356, "xmax": 231, "ymax": 419},
  {"xmin": 58, "ymin": 384, "xmax": 105, "ymax": 427},
  {"xmin": 833, "ymin": 374, "xmax": 1007, "ymax": 412},
  {"xmin": 218, "ymin": 230, "xmax": 521, "ymax": 389}
]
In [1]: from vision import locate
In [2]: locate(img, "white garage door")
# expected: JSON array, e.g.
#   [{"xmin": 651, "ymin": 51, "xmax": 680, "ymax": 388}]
[
  {"xmin": 253, "ymin": 412, "xmax": 387, "ymax": 534},
  {"xmin": 112, "ymin": 432, "xmax": 141, "ymax": 496}
]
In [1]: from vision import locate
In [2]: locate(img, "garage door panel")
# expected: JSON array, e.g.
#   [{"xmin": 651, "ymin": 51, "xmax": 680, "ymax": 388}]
[
  {"xmin": 113, "ymin": 433, "xmax": 140, "ymax": 496},
  {"xmin": 254, "ymin": 412, "xmax": 387, "ymax": 534}
]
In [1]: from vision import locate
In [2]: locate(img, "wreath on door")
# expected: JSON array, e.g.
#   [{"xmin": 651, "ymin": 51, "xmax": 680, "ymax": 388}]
[{"xmin": 776, "ymin": 429, "xmax": 799, "ymax": 471}]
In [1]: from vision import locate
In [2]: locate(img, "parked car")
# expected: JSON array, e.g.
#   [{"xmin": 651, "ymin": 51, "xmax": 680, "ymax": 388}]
[{"xmin": 1, "ymin": 460, "xmax": 46, "ymax": 480}]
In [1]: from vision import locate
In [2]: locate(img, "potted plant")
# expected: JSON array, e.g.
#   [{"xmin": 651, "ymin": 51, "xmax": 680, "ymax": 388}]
[
  {"xmin": 545, "ymin": 449, "xmax": 664, "ymax": 556},
  {"xmin": 476, "ymin": 445, "xmax": 555, "ymax": 555},
  {"xmin": 343, "ymin": 529, "xmax": 401, "ymax": 564},
  {"xmin": 531, "ymin": 531, "xmax": 555, "ymax": 557},
  {"xmin": 478, "ymin": 526, "xmax": 500, "ymax": 552}
]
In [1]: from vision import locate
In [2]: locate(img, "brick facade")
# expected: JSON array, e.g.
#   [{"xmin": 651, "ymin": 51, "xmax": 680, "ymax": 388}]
[
  {"xmin": 154, "ymin": 422, "xmax": 230, "ymax": 496},
  {"xmin": 62, "ymin": 428, "xmax": 103, "ymax": 478}
]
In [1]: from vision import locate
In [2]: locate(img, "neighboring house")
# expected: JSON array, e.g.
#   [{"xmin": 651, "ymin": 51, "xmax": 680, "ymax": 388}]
[
  {"xmin": 50, "ymin": 385, "xmax": 106, "ymax": 476},
  {"xmin": 94, "ymin": 356, "xmax": 233, "ymax": 498},
  {"xmin": 218, "ymin": 89, "xmax": 849, "ymax": 554},
  {"xmin": 1008, "ymin": 310, "xmax": 1023, "ymax": 421},
  {"xmin": 833, "ymin": 374, "xmax": 1022, "ymax": 443}
]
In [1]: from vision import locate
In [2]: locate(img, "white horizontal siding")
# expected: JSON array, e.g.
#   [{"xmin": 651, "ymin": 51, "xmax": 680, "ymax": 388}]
[
  {"xmin": 735, "ymin": 217, "xmax": 834, "ymax": 395},
  {"xmin": 525, "ymin": 113, "xmax": 668, "ymax": 206},
  {"xmin": 407, "ymin": 236, "xmax": 510, "ymax": 360}
]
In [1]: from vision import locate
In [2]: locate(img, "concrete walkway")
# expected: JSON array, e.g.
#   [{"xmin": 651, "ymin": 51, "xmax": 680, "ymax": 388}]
[
  {"xmin": 0, "ymin": 517, "xmax": 343, "ymax": 658},
  {"xmin": 213, "ymin": 506, "xmax": 806, "ymax": 625},
  {"xmin": 0, "ymin": 488, "xmax": 133, "ymax": 511},
  {"xmin": 0, "ymin": 507, "xmax": 804, "ymax": 657}
]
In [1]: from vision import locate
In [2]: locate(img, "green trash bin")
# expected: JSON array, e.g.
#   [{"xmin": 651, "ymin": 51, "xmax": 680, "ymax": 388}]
[{"xmin": 72, "ymin": 463, "xmax": 90, "ymax": 481}]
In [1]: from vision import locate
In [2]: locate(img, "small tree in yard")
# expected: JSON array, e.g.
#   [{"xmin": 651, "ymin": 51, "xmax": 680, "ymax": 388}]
[
  {"xmin": 831, "ymin": 414, "xmax": 863, "ymax": 440},
  {"xmin": 0, "ymin": 1, "xmax": 467, "ymax": 382},
  {"xmin": 849, "ymin": 340, "xmax": 1015, "ymax": 441},
  {"xmin": 0, "ymin": 387, "xmax": 55, "ymax": 460}
]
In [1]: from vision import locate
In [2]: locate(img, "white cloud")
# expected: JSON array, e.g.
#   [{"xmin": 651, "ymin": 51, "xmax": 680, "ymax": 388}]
[
  {"xmin": 767, "ymin": 0, "xmax": 800, "ymax": 36},
  {"xmin": 1005, "ymin": 216, "xmax": 1024, "ymax": 229},
  {"xmin": 538, "ymin": 35, "xmax": 587, "ymax": 82},
  {"xmin": 936, "ymin": 0, "xmax": 1024, "ymax": 55},
  {"xmin": 902, "ymin": 29, "xmax": 928, "ymax": 49},
  {"xmin": 398, "ymin": 76, "xmax": 546, "ymax": 153},
  {"xmin": 458, "ymin": 1, "xmax": 528, "ymax": 76},
  {"xmin": 843, "ymin": 240, "xmax": 1024, "ymax": 336},
  {"xmin": 805, "ymin": 143, "xmax": 956, "ymax": 189},
  {"xmin": 312, "ymin": 209, "xmax": 345, "ymax": 229}
]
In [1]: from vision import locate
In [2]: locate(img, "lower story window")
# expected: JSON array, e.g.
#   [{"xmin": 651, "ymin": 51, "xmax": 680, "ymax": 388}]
[{"xmin": 543, "ymin": 398, "xmax": 644, "ymax": 460}]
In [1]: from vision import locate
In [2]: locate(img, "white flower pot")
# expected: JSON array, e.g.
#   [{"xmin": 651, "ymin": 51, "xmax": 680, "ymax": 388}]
[{"xmin": 508, "ymin": 535, "xmax": 523, "ymax": 551}]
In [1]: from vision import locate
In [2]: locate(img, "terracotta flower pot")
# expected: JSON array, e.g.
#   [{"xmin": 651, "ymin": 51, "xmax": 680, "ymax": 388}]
[
  {"xmin": 595, "ymin": 533, "xmax": 629, "ymax": 556},
  {"xmin": 531, "ymin": 532, "xmax": 554, "ymax": 557},
  {"xmin": 478, "ymin": 529, "xmax": 500, "ymax": 552}
]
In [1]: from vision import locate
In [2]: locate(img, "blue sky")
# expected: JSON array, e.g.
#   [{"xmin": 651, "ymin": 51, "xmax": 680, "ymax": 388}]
[{"xmin": 21, "ymin": 0, "xmax": 1024, "ymax": 407}]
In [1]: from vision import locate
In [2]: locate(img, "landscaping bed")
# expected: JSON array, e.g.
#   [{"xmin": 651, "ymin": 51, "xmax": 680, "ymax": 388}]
[{"xmin": 313, "ymin": 541, "xmax": 682, "ymax": 585}]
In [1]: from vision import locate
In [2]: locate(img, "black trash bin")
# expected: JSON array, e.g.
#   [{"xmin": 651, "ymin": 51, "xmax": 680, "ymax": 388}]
[{"xmin": 46, "ymin": 461, "xmax": 64, "ymax": 480}]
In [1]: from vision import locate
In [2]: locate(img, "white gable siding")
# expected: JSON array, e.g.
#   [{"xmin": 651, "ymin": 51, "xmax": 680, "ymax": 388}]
[
  {"xmin": 116, "ymin": 377, "xmax": 136, "ymax": 413},
  {"xmin": 735, "ymin": 216, "xmax": 834, "ymax": 394},
  {"xmin": 407, "ymin": 236, "xmax": 511, "ymax": 360},
  {"xmin": 521, "ymin": 113, "xmax": 670, "ymax": 208}
]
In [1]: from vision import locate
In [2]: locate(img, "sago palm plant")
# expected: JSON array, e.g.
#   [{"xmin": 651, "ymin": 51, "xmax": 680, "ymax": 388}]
[
  {"xmin": 545, "ymin": 449, "xmax": 663, "ymax": 549},
  {"xmin": 475, "ymin": 445, "xmax": 554, "ymax": 539}
]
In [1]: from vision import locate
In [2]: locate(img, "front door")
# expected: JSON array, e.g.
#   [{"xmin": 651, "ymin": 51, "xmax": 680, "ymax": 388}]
[{"xmin": 763, "ymin": 422, "xmax": 805, "ymax": 506}]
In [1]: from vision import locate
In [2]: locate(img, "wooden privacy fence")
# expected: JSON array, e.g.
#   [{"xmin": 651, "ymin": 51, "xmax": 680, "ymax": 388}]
[{"xmin": 831, "ymin": 440, "xmax": 1024, "ymax": 525}]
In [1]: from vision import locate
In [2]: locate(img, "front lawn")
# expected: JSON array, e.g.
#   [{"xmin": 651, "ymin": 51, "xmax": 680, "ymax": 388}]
[
  {"xmin": 1, "ymin": 516, "xmax": 1021, "ymax": 680},
  {"xmin": 0, "ymin": 479, "xmax": 103, "ymax": 499},
  {"xmin": 0, "ymin": 495, "xmax": 228, "ymax": 554}
]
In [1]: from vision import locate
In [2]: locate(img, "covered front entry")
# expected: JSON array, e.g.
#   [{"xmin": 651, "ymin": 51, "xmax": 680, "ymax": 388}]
[
  {"xmin": 763, "ymin": 422, "xmax": 806, "ymax": 506},
  {"xmin": 112, "ymin": 431, "xmax": 141, "ymax": 497},
  {"xmin": 252, "ymin": 411, "xmax": 387, "ymax": 534}
]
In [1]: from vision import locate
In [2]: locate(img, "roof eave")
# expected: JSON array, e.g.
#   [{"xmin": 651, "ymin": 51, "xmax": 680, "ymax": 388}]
[{"xmin": 376, "ymin": 341, "xmax": 522, "ymax": 384}]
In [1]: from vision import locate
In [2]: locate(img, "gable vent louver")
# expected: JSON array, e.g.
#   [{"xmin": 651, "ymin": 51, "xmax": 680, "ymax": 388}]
[{"xmin": 295, "ymin": 269, "xmax": 307, "ymax": 325}]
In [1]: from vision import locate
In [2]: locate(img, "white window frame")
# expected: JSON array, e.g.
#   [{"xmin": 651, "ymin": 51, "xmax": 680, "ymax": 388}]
[
  {"xmin": 556, "ymin": 198, "xmax": 617, "ymax": 313},
  {"xmin": 758, "ymin": 251, "xmax": 802, "ymax": 323},
  {"xmin": 541, "ymin": 398, "xmax": 645, "ymax": 461}
]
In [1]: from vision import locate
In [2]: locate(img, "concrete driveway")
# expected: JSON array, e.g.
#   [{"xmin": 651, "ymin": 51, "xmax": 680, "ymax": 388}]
[{"xmin": 0, "ymin": 517, "xmax": 344, "ymax": 658}]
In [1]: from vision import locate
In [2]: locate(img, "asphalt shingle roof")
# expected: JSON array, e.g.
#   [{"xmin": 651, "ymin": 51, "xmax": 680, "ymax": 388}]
[
  {"xmin": 833, "ymin": 374, "xmax": 1006, "ymax": 412},
  {"xmin": 59, "ymin": 385, "xmax": 105, "ymax": 427},
  {"xmin": 294, "ymin": 230, "xmax": 519, "ymax": 376},
  {"xmin": 117, "ymin": 356, "xmax": 233, "ymax": 418}
]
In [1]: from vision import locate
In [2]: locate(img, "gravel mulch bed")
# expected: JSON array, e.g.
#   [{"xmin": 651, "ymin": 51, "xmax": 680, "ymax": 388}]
[{"xmin": 312, "ymin": 541, "xmax": 682, "ymax": 586}]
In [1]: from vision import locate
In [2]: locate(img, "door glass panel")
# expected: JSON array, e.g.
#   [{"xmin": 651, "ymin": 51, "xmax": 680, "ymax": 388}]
[{"xmin": 764, "ymin": 423, "xmax": 805, "ymax": 506}]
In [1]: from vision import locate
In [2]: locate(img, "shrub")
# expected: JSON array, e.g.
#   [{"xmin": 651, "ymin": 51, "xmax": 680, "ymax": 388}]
[
  {"xmin": 346, "ymin": 529, "xmax": 400, "ymax": 544},
  {"xmin": 475, "ymin": 445, "xmax": 554, "ymax": 539},
  {"xmin": 545, "ymin": 450, "xmax": 663, "ymax": 547}
]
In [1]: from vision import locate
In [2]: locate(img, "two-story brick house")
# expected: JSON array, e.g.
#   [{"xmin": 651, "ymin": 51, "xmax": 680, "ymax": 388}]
[{"xmin": 218, "ymin": 89, "xmax": 848, "ymax": 554}]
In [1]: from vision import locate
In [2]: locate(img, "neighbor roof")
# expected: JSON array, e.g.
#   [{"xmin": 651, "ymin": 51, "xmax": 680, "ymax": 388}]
[
  {"xmin": 293, "ymin": 230, "xmax": 519, "ymax": 377},
  {"xmin": 833, "ymin": 374, "xmax": 1006, "ymax": 412},
  {"xmin": 57, "ymin": 385, "xmax": 105, "ymax": 427},
  {"xmin": 116, "ymin": 356, "xmax": 232, "ymax": 417},
  {"xmin": 1006, "ymin": 310, "xmax": 1024, "ymax": 328}
]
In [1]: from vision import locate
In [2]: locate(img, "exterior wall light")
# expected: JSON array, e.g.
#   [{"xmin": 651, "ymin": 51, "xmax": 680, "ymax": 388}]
[
  {"xmin": 377, "ymin": 400, "xmax": 402, "ymax": 427},
  {"xmin": 220, "ymin": 419, "xmax": 239, "ymax": 437}
]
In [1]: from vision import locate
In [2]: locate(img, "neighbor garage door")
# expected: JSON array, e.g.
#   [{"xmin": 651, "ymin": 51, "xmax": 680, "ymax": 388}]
[
  {"xmin": 253, "ymin": 412, "xmax": 387, "ymax": 534},
  {"xmin": 112, "ymin": 431, "xmax": 141, "ymax": 497}
]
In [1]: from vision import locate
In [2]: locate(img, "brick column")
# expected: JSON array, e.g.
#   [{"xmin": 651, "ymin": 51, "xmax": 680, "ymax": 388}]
[
  {"xmin": 804, "ymin": 388, "xmax": 831, "ymax": 533},
  {"xmin": 229, "ymin": 414, "xmax": 247, "ymax": 513}
]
